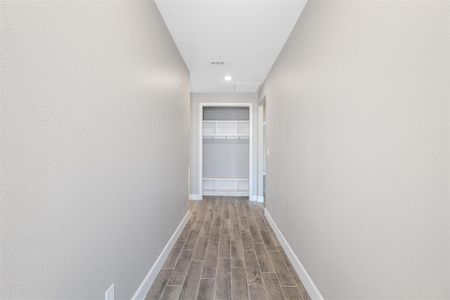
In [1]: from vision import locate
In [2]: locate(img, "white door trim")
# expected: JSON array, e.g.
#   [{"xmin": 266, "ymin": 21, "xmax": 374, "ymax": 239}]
[{"xmin": 257, "ymin": 96, "xmax": 266, "ymax": 203}]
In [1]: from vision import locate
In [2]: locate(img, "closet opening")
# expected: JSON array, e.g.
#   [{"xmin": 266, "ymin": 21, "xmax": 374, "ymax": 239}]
[{"xmin": 199, "ymin": 103, "xmax": 252, "ymax": 198}]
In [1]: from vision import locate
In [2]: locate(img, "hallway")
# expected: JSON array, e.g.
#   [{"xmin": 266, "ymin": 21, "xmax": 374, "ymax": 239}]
[
  {"xmin": 146, "ymin": 198, "xmax": 309, "ymax": 300},
  {"xmin": 1, "ymin": 0, "xmax": 449, "ymax": 299}
]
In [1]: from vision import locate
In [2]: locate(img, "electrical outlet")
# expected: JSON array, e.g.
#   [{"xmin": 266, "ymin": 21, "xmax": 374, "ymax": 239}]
[{"xmin": 105, "ymin": 284, "xmax": 114, "ymax": 300}]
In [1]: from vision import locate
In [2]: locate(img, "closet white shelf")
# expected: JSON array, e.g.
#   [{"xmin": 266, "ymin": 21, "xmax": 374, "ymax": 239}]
[
  {"xmin": 202, "ymin": 120, "xmax": 249, "ymax": 138},
  {"xmin": 203, "ymin": 136, "xmax": 249, "ymax": 140},
  {"xmin": 202, "ymin": 177, "xmax": 249, "ymax": 196}
]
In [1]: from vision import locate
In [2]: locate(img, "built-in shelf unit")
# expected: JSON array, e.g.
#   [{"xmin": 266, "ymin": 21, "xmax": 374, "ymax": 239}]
[
  {"xmin": 203, "ymin": 120, "xmax": 249, "ymax": 137},
  {"xmin": 202, "ymin": 107, "xmax": 250, "ymax": 196},
  {"xmin": 202, "ymin": 178, "xmax": 249, "ymax": 196}
]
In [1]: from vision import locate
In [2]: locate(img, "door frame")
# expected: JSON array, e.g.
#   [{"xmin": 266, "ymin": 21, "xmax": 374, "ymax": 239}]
[
  {"xmin": 257, "ymin": 96, "xmax": 267, "ymax": 203},
  {"xmin": 198, "ymin": 102, "xmax": 253, "ymax": 199}
]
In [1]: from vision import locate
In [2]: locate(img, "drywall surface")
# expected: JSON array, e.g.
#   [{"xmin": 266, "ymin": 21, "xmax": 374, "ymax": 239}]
[
  {"xmin": 190, "ymin": 93, "xmax": 258, "ymax": 197},
  {"xmin": 260, "ymin": 0, "xmax": 450, "ymax": 298},
  {"xmin": 203, "ymin": 139, "xmax": 249, "ymax": 178},
  {"xmin": 0, "ymin": 1, "xmax": 189, "ymax": 299},
  {"xmin": 203, "ymin": 107, "xmax": 249, "ymax": 121}
]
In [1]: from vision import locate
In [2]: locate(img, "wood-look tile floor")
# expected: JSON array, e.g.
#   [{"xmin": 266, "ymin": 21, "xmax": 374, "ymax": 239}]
[{"xmin": 145, "ymin": 197, "xmax": 311, "ymax": 300}]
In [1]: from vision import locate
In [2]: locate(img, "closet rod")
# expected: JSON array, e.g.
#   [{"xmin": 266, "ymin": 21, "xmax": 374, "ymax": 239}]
[{"xmin": 203, "ymin": 136, "xmax": 249, "ymax": 140}]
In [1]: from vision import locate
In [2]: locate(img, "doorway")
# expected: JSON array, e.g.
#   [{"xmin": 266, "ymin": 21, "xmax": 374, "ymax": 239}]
[{"xmin": 199, "ymin": 103, "xmax": 253, "ymax": 198}]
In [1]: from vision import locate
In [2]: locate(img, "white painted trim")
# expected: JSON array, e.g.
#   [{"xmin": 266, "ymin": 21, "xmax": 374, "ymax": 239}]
[
  {"xmin": 199, "ymin": 104, "xmax": 203, "ymax": 195},
  {"xmin": 249, "ymin": 195, "xmax": 258, "ymax": 201},
  {"xmin": 257, "ymin": 96, "xmax": 266, "ymax": 203},
  {"xmin": 249, "ymin": 103, "xmax": 253, "ymax": 199},
  {"xmin": 264, "ymin": 208, "xmax": 324, "ymax": 300},
  {"xmin": 131, "ymin": 211, "xmax": 190, "ymax": 300},
  {"xmin": 199, "ymin": 102, "xmax": 253, "ymax": 199},
  {"xmin": 189, "ymin": 194, "xmax": 203, "ymax": 201},
  {"xmin": 204, "ymin": 191, "xmax": 249, "ymax": 197},
  {"xmin": 257, "ymin": 195, "xmax": 264, "ymax": 203}
]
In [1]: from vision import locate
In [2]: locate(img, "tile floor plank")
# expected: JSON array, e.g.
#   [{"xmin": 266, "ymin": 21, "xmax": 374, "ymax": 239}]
[
  {"xmin": 260, "ymin": 230, "xmax": 278, "ymax": 251},
  {"xmin": 255, "ymin": 215, "xmax": 268, "ymax": 231},
  {"xmin": 197, "ymin": 278, "xmax": 215, "ymax": 300},
  {"xmin": 268, "ymin": 229, "xmax": 281, "ymax": 248},
  {"xmin": 231, "ymin": 268, "xmax": 249, "ymax": 300},
  {"xmin": 298, "ymin": 284, "xmax": 311, "ymax": 300},
  {"xmin": 208, "ymin": 227, "xmax": 220, "ymax": 247},
  {"xmin": 282, "ymin": 286, "xmax": 304, "ymax": 300},
  {"xmin": 179, "ymin": 218, "xmax": 196, "ymax": 241},
  {"xmin": 248, "ymin": 220, "xmax": 264, "ymax": 244},
  {"xmin": 163, "ymin": 241, "xmax": 185, "ymax": 268},
  {"xmin": 238, "ymin": 215, "xmax": 248, "ymax": 229},
  {"xmin": 262, "ymin": 272, "xmax": 285, "ymax": 300},
  {"xmin": 231, "ymin": 239, "xmax": 245, "ymax": 269},
  {"xmin": 254, "ymin": 243, "xmax": 274, "ymax": 273},
  {"xmin": 144, "ymin": 268, "xmax": 172, "ymax": 300},
  {"xmin": 221, "ymin": 221, "xmax": 231, "ymax": 235},
  {"xmin": 212, "ymin": 202, "xmax": 222, "ymax": 229},
  {"xmin": 193, "ymin": 218, "xmax": 205, "ymax": 232},
  {"xmin": 218, "ymin": 234, "xmax": 231, "ymax": 259},
  {"xmin": 199, "ymin": 220, "xmax": 211, "ymax": 237},
  {"xmin": 167, "ymin": 250, "xmax": 193, "ymax": 285},
  {"xmin": 268, "ymin": 251, "xmax": 296, "ymax": 287},
  {"xmin": 221, "ymin": 201, "xmax": 231, "ymax": 235},
  {"xmin": 201, "ymin": 246, "xmax": 218, "ymax": 279},
  {"xmin": 212, "ymin": 215, "xmax": 221, "ymax": 230},
  {"xmin": 240, "ymin": 225, "xmax": 254, "ymax": 250},
  {"xmin": 179, "ymin": 260, "xmax": 203, "ymax": 300},
  {"xmin": 215, "ymin": 259, "xmax": 231, "ymax": 300},
  {"xmin": 278, "ymin": 247, "xmax": 309, "ymax": 293},
  {"xmin": 249, "ymin": 285, "xmax": 268, "ymax": 300},
  {"xmin": 159, "ymin": 285, "xmax": 182, "ymax": 300},
  {"xmin": 229, "ymin": 203, "xmax": 241, "ymax": 241},
  {"xmin": 223, "ymin": 201, "xmax": 230, "ymax": 219},
  {"xmin": 184, "ymin": 230, "xmax": 200, "ymax": 251},
  {"xmin": 193, "ymin": 236, "xmax": 208, "ymax": 261},
  {"xmin": 243, "ymin": 250, "xmax": 263, "ymax": 285}
]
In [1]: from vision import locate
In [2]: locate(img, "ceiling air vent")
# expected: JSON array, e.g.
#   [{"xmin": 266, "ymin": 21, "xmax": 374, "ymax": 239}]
[
  {"xmin": 210, "ymin": 61, "xmax": 225, "ymax": 66},
  {"xmin": 234, "ymin": 82, "xmax": 261, "ymax": 93}
]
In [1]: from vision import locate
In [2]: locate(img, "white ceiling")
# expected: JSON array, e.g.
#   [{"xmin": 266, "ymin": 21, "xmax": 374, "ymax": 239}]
[{"xmin": 156, "ymin": 0, "xmax": 307, "ymax": 93}]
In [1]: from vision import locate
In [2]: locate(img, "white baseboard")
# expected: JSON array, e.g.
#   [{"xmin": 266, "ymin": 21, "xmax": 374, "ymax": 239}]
[
  {"xmin": 264, "ymin": 208, "xmax": 324, "ymax": 300},
  {"xmin": 250, "ymin": 195, "xmax": 264, "ymax": 203},
  {"xmin": 204, "ymin": 191, "xmax": 249, "ymax": 197},
  {"xmin": 131, "ymin": 211, "xmax": 190, "ymax": 300},
  {"xmin": 189, "ymin": 194, "xmax": 203, "ymax": 201},
  {"xmin": 192, "ymin": 193, "xmax": 256, "ymax": 200}
]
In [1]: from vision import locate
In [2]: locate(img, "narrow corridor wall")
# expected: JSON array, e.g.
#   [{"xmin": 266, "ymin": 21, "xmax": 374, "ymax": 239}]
[
  {"xmin": 260, "ymin": 0, "xmax": 450, "ymax": 298},
  {"xmin": 0, "ymin": 1, "xmax": 189, "ymax": 298}
]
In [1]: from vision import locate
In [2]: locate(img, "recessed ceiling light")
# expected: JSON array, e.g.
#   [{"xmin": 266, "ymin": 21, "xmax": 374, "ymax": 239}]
[{"xmin": 224, "ymin": 75, "xmax": 232, "ymax": 81}]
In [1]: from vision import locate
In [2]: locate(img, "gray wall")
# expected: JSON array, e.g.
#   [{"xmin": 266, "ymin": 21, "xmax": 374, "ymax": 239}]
[
  {"xmin": 203, "ymin": 139, "xmax": 249, "ymax": 178},
  {"xmin": 0, "ymin": 1, "xmax": 189, "ymax": 299},
  {"xmin": 260, "ymin": 0, "xmax": 450, "ymax": 298},
  {"xmin": 203, "ymin": 107, "xmax": 250, "ymax": 121},
  {"xmin": 190, "ymin": 93, "xmax": 258, "ymax": 197}
]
